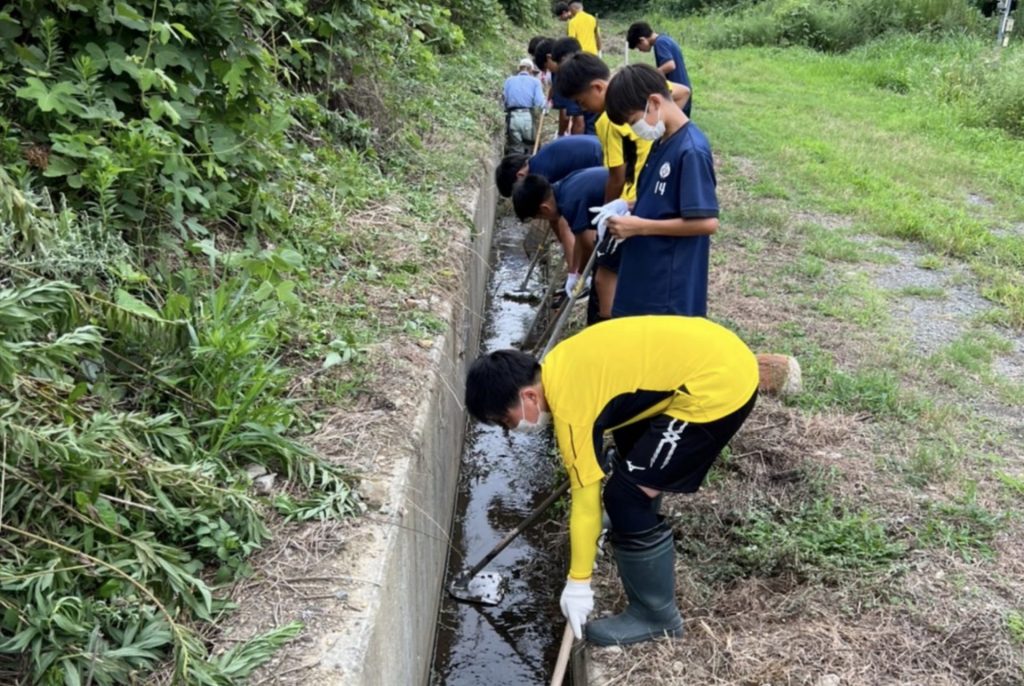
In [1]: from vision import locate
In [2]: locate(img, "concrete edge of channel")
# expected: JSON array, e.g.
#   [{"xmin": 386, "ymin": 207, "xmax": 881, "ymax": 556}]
[{"xmin": 312, "ymin": 156, "xmax": 498, "ymax": 685}]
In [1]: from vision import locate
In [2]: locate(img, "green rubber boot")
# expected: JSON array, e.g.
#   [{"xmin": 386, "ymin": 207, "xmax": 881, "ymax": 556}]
[{"xmin": 585, "ymin": 531, "xmax": 684, "ymax": 646}]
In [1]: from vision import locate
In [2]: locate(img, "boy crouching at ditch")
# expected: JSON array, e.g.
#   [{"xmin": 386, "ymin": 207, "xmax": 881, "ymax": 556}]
[
  {"xmin": 464, "ymin": 315, "xmax": 759, "ymax": 645},
  {"xmin": 494, "ymin": 134, "xmax": 602, "ymax": 198},
  {"xmin": 512, "ymin": 167, "xmax": 609, "ymax": 314}
]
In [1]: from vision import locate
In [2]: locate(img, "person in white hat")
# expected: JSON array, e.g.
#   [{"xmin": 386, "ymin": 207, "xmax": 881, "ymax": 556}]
[{"xmin": 503, "ymin": 58, "xmax": 546, "ymax": 155}]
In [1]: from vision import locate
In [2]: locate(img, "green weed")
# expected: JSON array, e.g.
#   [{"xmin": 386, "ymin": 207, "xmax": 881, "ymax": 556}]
[
  {"xmin": 788, "ymin": 255, "xmax": 826, "ymax": 279},
  {"xmin": 996, "ymin": 471, "xmax": 1024, "ymax": 499},
  {"xmin": 734, "ymin": 497, "xmax": 906, "ymax": 579},
  {"xmin": 939, "ymin": 331, "xmax": 1013, "ymax": 374},
  {"xmin": 916, "ymin": 254, "xmax": 946, "ymax": 270},
  {"xmin": 900, "ymin": 437, "xmax": 962, "ymax": 487},
  {"xmin": 897, "ymin": 285, "xmax": 947, "ymax": 299},
  {"xmin": 796, "ymin": 360, "xmax": 928, "ymax": 421},
  {"xmin": 916, "ymin": 488, "xmax": 1006, "ymax": 561},
  {"xmin": 813, "ymin": 273, "xmax": 888, "ymax": 327},
  {"xmin": 804, "ymin": 226, "xmax": 868, "ymax": 262},
  {"xmin": 1007, "ymin": 611, "xmax": 1024, "ymax": 645}
]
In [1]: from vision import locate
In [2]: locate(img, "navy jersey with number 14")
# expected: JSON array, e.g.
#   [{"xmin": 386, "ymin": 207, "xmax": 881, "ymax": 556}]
[{"xmin": 612, "ymin": 122, "xmax": 718, "ymax": 319}]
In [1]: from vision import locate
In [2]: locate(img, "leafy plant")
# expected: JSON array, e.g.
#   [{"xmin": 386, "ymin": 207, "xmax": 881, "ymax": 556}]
[
  {"xmin": 915, "ymin": 490, "xmax": 1006, "ymax": 561},
  {"xmin": 0, "ymin": 273, "xmax": 358, "ymax": 681},
  {"xmin": 734, "ymin": 497, "xmax": 906, "ymax": 579}
]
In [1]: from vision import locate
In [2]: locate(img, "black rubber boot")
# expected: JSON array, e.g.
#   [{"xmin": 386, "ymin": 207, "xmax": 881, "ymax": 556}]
[{"xmin": 585, "ymin": 528, "xmax": 684, "ymax": 646}]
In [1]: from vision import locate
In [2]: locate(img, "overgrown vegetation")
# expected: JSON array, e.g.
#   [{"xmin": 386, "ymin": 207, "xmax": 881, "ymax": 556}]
[
  {"xmin": 0, "ymin": 0, "xmax": 526, "ymax": 683},
  {"xmin": 686, "ymin": 0, "xmax": 986, "ymax": 51}
]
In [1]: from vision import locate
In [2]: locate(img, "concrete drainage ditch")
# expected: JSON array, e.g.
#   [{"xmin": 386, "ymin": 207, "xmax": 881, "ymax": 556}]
[
  {"xmin": 307, "ymin": 160, "xmax": 585, "ymax": 686},
  {"xmin": 430, "ymin": 211, "xmax": 570, "ymax": 684}
]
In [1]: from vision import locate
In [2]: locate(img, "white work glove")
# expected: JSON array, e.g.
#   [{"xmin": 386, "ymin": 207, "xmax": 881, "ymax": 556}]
[
  {"xmin": 564, "ymin": 271, "xmax": 580, "ymax": 296},
  {"xmin": 589, "ymin": 199, "xmax": 629, "ymax": 243},
  {"xmin": 560, "ymin": 579, "xmax": 594, "ymax": 640}
]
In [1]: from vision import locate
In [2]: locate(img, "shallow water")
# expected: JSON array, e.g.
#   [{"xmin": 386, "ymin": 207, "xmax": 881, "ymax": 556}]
[{"xmin": 430, "ymin": 215, "xmax": 566, "ymax": 685}]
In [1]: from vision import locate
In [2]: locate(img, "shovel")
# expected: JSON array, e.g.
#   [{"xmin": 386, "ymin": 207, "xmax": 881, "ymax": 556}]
[{"xmin": 448, "ymin": 479, "xmax": 570, "ymax": 605}]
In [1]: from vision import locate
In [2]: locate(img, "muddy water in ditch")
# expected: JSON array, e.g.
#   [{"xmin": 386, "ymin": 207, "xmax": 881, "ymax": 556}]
[{"xmin": 430, "ymin": 215, "xmax": 566, "ymax": 685}]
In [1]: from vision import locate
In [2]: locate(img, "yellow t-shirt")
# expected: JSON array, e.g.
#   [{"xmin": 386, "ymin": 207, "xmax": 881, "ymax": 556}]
[
  {"xmin": 567, "ymin": 11, "xmax": 599, "ymax": 55},
  {"xmin": 594, "ymin": 112, "xmax": 651, "ymax": 202},
  {"xmin": 541, "ymin": 316, "xmax": 759, "ymax": 579},
  {"xmin": 542, "ymin": 316, "xmax": 759, "ymax": 490}
]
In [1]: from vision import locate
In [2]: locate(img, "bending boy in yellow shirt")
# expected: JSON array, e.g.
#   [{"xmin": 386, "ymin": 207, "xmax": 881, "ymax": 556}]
[{"xmin": 465, "ymin": 316, "xmax": 759, "ymax": 646}]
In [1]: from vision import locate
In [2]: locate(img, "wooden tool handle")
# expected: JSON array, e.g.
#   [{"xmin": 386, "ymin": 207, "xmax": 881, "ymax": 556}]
[
  {"xmin": 532, "ymin": 108, "xmax": 547, "ymax": 155},
  {"xmin": 549, "ymin": 623, "xmax": 575, "ymax": 686}
]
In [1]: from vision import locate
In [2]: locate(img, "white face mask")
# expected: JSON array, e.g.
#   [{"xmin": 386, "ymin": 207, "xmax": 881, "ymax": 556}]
[
  {"xmin": 514, "ymin": 394, "xmax": 551, "ymax": 434},
  {"xmin": 631, "ymin": 101, "xmax": 665, "ymax": 141}
]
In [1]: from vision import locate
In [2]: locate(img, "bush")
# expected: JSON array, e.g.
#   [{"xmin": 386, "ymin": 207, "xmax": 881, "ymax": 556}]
[
  {"xmin": 973, "ymin": 49, "xmax": 1024, "ymax": 135},
  {"xmin": 500, "ymin": 0, "xmax": 552, "ymax": 25},
  {"xmin": 652, "ymin": 0, "xmax": 763, "ymax": 15},
  {"xmin": 690, "ymin": 0, "xmax": 989, "ymax": 51}
]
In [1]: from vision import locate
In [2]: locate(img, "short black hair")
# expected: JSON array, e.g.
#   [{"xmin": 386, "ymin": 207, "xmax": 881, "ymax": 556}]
[
  {"xmin": 627, "ymin": 22, "xmax": 653, "ymax": 49},
  {"xmin": 527, "ymin": 35, "xmax": 547, "ymax": 57},
  {"xmin": 554, "ymin": 52, "xmax": 610, "ymax": 100},
  {"xmin": 552, "ymin": 2, "xmax": 569, "ymax": 17},
  {"xmin": 496, "ymin": 153, "xmax": 529, "ymax": 198},
  {"xmin": 465, "ymin": 349, "xmax": 541, "ymax": 424},
  {"xmin": 551, "ymin": 37, "xmax": 582, "ymax": 65},
  {"xmin": 511, "ymin": 174, "xmax": 554, "ymax": 222},
  {"xmin": 605, "ymin": 64, "xmax": 671, "ymax": 126},
  {"xmin": 533, "ymin": 38, "xmax": 554, "ymax": 71}
]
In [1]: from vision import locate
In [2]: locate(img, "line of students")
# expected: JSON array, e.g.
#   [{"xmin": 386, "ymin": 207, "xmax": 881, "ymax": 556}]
[
  {"xmin": 468, "ymin": 18, "xmax": 760, "ymax": 652},
  {"xmin": 498, "ymin": 24, "xmax": 714, "ymax": 323}
]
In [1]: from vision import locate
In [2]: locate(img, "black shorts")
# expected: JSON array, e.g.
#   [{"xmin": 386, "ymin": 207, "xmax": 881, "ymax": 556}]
[{"xmin": 608, "ymin": 391, "xmax": 757, "ymax": 493}]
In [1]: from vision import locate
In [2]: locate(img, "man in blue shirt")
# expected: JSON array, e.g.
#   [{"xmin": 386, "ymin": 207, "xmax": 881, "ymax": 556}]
[
  {"xmin": 503, "ymin": 58, "xmax": 546, "ymax": 154},
  {"xmin": 494, "ymin": 135, "xmax": 602, "ymax": 198},
  {"xmin": 512, "ymin": 167, "xmax": 609, "ymax": 308},
  {"xmin": 603, "ymin": 64, "xmax": 718, "ymax": 318},
  {"xmin": 626, "ymin": 22, "xmax": 692, "ymax": 117}
]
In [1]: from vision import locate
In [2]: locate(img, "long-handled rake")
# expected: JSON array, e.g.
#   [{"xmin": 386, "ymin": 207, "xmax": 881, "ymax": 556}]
[{"xmin": 447, "ymin": 479, "xmax": 570, "ymax": 605}]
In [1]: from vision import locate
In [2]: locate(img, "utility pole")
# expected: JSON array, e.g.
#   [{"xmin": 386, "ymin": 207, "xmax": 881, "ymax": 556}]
[{"xmin": 997, "ymin": 0, "xmax": 1015, "ymax": 47}]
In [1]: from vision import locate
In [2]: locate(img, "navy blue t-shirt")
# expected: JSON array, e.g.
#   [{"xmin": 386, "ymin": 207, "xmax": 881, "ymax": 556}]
[
  {"xmin": 612, "ymin": 122, "xmax": 717, "ymax": 317},
  {"xmin": 582, "ymin": 110, "xmax": 599, "ymax": 136},
  {"xmin": 554, "ymin": 166, "xmax": 609, "ymax": 234},
  {"xmin": 550, "ymin": 74, "xmax": 585, "ymax": 116},
  {"xmin": 529, "ymin": 135, "xmax": 602, "ymax": 185},
  {"xmin": 654, "ymin": 35, "xmax": 692, "ymax": 117}
]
